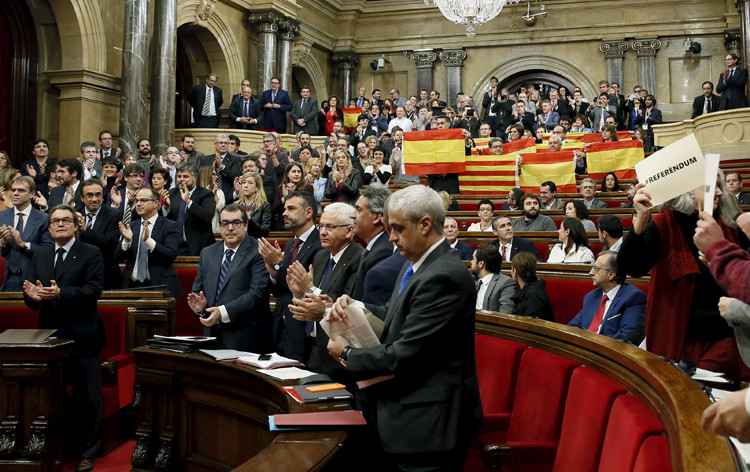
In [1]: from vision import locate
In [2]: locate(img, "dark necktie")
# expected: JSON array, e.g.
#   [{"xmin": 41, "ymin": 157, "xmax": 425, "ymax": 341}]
[
  {"xmin": 476, "ymin": 280, "xmax": 483, "ymax": 293},
  {"xmin": 123, "ymin": 194, "xmax": 132, "ymax": 225},
  {"xmin": 86, "ymin": 213, "xmax": 95, "ymax": 229},
  {"xmin": 302, "ymin": 99, "xmax": 307, "ymax": 109},
  {"xmin": 217, "ymin": 248, "xmax": 234, "ymax": 293},
  {"xmin": 398, "ymin": 264, "xmax": 414, "ymax": 295},
  {"xmin": 272, "ymin": 91, "xmax": 277, "ymax": 102},
  {"xmin": 135, "ymin": 221, "xmax": 149, "ymax": 282},
  {"xmin": 203, "ymin": 87, "xmax": 212, "ymax": 115},
  {"xmin": 16, "ymin": 213, "xmax": 24, "ymax": 234},
  {"xmin": 587, "ymin": 294, "xmax": 609, "ymax": 332},
  {"xmin": 54, "ymin": 247, "xmax": 66, "ymax": 278},
  {"xmin": 289, "ymin": 238, "xmax": 303, "ymax": 263},
  {"xmin": 318, "ymin": 258, "xmax": 336, "ymax": 291},
  {"xmin": 706, "ymin": 99, "xmax": 712, "ymax": 114},
  {"xmin": 243, "ymin": 101, "xmax": 249, "ymax": 117}
]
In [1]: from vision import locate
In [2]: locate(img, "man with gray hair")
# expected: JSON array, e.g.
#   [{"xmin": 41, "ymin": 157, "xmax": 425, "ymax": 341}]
[
  {"xmin": 326, "ymin": 185, "xmax": 482, "ymax": 470},
  {"xmin": 286, "ymin": 202, "xmax": 362, "ymax": 375},
  {"xmin": 580, "ymin": 177, "xmax": 608, "ymax": 209},
  {"xmin": 350, "ymin": 186, "xmax": 393, "ymax": 300},
  {"xmin": 254, "ymin": 132, "xmax": 289, "ymax": 190},
  {"xmin": 212, "ymin": 133, "xmax": 242, "ymax": 202},
  {"xmin": 188, "ymin": 72, "xmax": 223, "ymax": 128},
  {"xmin": 163, "ymin": 162, "xmax": 217, "ymax": 255},
  {"xmin": 547, "ymin": 133, "xmax": 563, "ymax": 152}
]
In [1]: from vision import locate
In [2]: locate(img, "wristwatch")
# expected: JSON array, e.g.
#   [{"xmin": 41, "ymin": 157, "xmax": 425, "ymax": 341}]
[
  {"xmin": 273, "ymin": 262, "xmax": 282, "ymax": 271},
  {"xmin": 339, "ymin": 345, "xmax": 353, "ymax": 366}
]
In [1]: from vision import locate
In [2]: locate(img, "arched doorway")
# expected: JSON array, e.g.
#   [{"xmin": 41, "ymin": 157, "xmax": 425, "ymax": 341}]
[
  {"xmin": 0, "ymin": 1, "xmax": 38, "ymax": 165},
  {"xmin": 499, "ymin": 70, "xmax": 577, "ymax": 100}
]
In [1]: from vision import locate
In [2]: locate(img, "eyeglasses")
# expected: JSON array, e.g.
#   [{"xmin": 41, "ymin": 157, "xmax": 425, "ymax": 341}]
[
  {"xmin": 590, "ymin": 266, "xmax": 609, "ymax": 272},
  {"xmin": 220, "ymin": 219, "xmax": 244, "ymax": 228},
  {"xmin": 134, "ymin": 198, "xmax": 155, "ymax": 204},
  {"xmin": 319, "ymin": 224, "xmax": 350, "ymax": 231},
  {"xmin": 479, "ymin": 208, "xmax": 493, "ymax": 213},
  {"xmin": 50, "ymin": 217, "xmax": 74, "ymax": 225}
]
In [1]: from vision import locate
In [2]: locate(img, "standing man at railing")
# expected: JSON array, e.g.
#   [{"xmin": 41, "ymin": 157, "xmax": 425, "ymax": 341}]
[
  {"xmin": 717, "ymin": 54, "xmax": 749, "ymax": 110},
  {"xmin": 188, "ymin": 73, "xmax": 223, "ymax": 128},
  {"xmin": 261, "ymin": 77, "xmax": 292, "ymax": 134}
]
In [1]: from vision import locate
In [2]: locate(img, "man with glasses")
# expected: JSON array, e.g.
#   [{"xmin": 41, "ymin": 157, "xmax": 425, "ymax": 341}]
[
  {"xmin": 567, "ymin": 250, "xmax": 646, "ymax": 343},
  {"xmin": 109, "ymin": 163, "xmax": 145, "ymax": 224},
  {"xmin": 0, "ymin": 176, "xmax": 53, "ymax": 291},
  {"xmin": 98, "ymin": 130, "xmax": 120, "ymax": 162},
  {"xmin": 188, "ymin": 73, "xmax": 223, "ymax": 128},
  {"xmin": 187, "ymin": 204, "xmax": 272, "ymax": 352},
  {"xmin": 78, "ymin": 179, "xmax": 122, "ymax": 289},
  {"xmin": 116, "ymin": 187, "xmax": 183, "ymax": 297},
  {"xmin": 389, "ymin": 88, "xmax": 407, "ymax": 107},
  {"xmin": 261, "ymin": 76, "xmax": 292, "ymax": 134},
  {"xmin": 691, "ymin": 81, "xmax": 726, "ymax": 119},
  {"xmin": 24, "ymin": 204, "xmax": 105, "ymax": 471},
  {"xmin": 212, "ymin": 134, "xmax": 242, "ymax": 203},
  {"xmin": 717, "ymin": 53, "xmax": 749, "ymax": 110}
]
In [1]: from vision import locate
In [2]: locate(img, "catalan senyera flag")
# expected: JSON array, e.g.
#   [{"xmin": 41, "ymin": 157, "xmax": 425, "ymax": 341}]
[
  {"xmin": 459, "ymin": 138, "xmax": 537, "ymax": 194},
  {"xmin": 341, "ymin": 107, "xmax": 362, "ymax": 132},
  {"xmin": 403, "ymin": 129, "xmax": 466, "ymax": 175},
  {"xmin": 541, "ymin": 132, "xmax": 589, "ymax": 143},
  {"xmin": 585, "ymin": 140, "xmax": 645, "ymax": 180},
  {"xmin": 580, "ymin": 131, "xmax": 633, "ymax": 143},
  {"xmin": 519, "ymin": 151, "xmax": 577, "ymax": 194},
  {"xmin": 473, "ymin": 138, "xmax": 491, "ymax": 154}
]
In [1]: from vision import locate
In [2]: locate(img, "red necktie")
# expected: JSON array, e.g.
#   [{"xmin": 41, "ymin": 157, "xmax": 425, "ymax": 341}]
[
  {"xmin": 588, "ymin": 294, "xmax": 609, "ymax": 332},
  {"xmin": 501, "ymin": 245, "xmax": 507, "ymax": 262},
  {"xmin": 289, "ymin": 238, "xmax": 303, "ymax": 263}
]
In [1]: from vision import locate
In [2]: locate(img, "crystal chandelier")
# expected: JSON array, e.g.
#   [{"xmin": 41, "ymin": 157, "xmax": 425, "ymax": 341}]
[{"xmin": 425, "ymin": 0, "xmax": 521, "ymax": 37}]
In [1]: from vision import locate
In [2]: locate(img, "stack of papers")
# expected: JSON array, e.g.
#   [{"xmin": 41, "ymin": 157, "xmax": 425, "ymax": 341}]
[
  {"xmin": 147, "ymin": 335, "xmax": 217, "ymax": 353},
  {"xmin": 257, "ymin": 367, "xmax": 317, "ymax": 381},
  {"xmin": 236, "ymin": 353, "xmax": 305, "ymax": 369},
  {"xmin": 199, "ymin": 349, "xmax": 252, "ymax": 361}
]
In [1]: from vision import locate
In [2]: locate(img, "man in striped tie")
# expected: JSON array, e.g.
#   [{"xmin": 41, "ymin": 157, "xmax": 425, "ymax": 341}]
[{"xmin": 187, "ymin": 204, "xmax": 272, "ymax": 352}]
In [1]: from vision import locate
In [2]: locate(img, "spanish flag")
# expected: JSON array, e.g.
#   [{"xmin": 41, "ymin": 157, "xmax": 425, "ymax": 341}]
[
  {"xmin": 459, "ymin": 150, "xmax": 520, "ymax": 195},
  {"xmin": 580, "ymin": 131, "xmax": 633, "ymax": 143},
  {"xmin": 341, "ymin": 107, "xmax": 363, "ymax": 132},
  {"xmin": 585, "ymin": 140, "xmax": 644, "ymax": 180},
  {"xmin": 403, "ymin": 129, "xmax": 466, "ymax": 175},
  {"xmin": 519, "ymin": 151, "xmax": 577, "ymax": 194}
]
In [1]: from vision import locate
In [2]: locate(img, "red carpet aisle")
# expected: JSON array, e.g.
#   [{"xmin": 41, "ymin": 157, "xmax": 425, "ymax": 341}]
[{"xmin": 62, "ymin": 441, "xmax": 135, "ymax": 472}]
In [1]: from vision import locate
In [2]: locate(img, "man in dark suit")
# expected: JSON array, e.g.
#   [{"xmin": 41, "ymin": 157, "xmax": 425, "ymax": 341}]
[
  {"xmin": 108, "ymin": 163, "xmax": 145, "ymax": 225},
  {"xmin": 21, "ymin": 139, "xmax": 57, "ymax": 198},
  {"xmin": 116, "ymin": 187, "xmax": 183, "ymax": 298},
  {"xmin": 725, "ymin": 172, "xmax": 750, "ymax": 206},
  {"xmin": 327, "ymin": 185, "xmax": 482, "ymax": 470},
  {"xmin": 188, "ymin": 73, "xmax": 223, "ymax": 128},
  {"xmin": 287, "ymin": 202, "xmax": 362, "ymax": 375},
  {"xmin": 78, "ymin": 179, "xmax": 122, "ymax": 289},
  {"xmin": 717, "ymin": 53, "xmax": 749, "ymax": 110},
  {"xmin": 258, "ymin": 191, "xmax": 321, "ymax": 361},
  {"xmin": 444, "ymin": 216, "xmax": 475, "ymax": 260},
  {"xmin": 188, "ymin": 204, "xmax": 272, "ymax": 352},
  {"xmin": 351, "ymin": 187, "xmax": 393, "ymax": 300},
  {"xmin": 490, "ymin": 215, "xmax": 542, "ymax": 262},
  {"xmin": 162, "ymin": 163, "xmax": 216, "ymax": 256},
  {"xmin": 361, "ymin": 249, "xmax": 407, "ymax": 306},
  {"xmin": 692, "ymin": 81, "xmax": 727, "ymax": 119},
  {"xmin": 44, "ymin": 158, "xmax": 84, "ymax": 212},
  {"xmin": 258, "ymin": 132, "xmax": 290, "ymax": 190},
  {"xmin": 211, "ymin": 134, "xmax": 242, "ymax": 203},
  {"xmin": 0, "ymin": 176, "xmax": 54, "ymax": 291},
  {"xmin": 471, "ymin": 244, "xmax": 515, "ymax": 313},
  {"xmin": 260, "ymin": 77, "xmax": 292, "ymax": 134},
  {"xmin": 290, "ymin": 86, "xmax": 319, "ymax": 135},
  {"xmin": 24, "ymin": 205, "xmax": 105, "ymax": 472},
  {"xmin": 568, "ymin": 251, "xmax": 646, "ymax": 344},
  {"xmin": 98, "ymin": 131, "xmax": 120, "ymax": 162},
  {"xmin": 229, "ymin": 86, "xmax": 260, "ymax": 130}
]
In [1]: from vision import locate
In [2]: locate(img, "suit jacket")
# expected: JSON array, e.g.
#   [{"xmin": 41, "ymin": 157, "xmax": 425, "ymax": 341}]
[
  {"xmin": 691, "ymin": 93, "xmax": 727, "ymax": 119},
  {"xmin": 544, "ymin": 198, "xmax": 566, "ymax": 210},
  {"xmin": 229, "ymin": 95, "xmax": 260, "ymax": 130},
  {"xmin": 116, "ymin": 215, "xmax": 183, "ymax": 298},
  {"xmin": 165, "ymin": 186, "xmax": 216, "ymax": 256},
  {"xmin": 260, "ymin": 88, "xmax": 293, "ymax": 133},
  {"xmin": 361, "ymin": 249, "xmax": 404, "ymax": 306},
  {"xmin": 246, "ymin": 201, "xmax": 271, "ymax": 239},
  {"xmin": 290, "ymin": 98, "xmax": 319, "ymax": 135},
  {"xmin": 491, "ymin": 236, "xmax": 542, "ymax": 262},
  {"xmin": 633, "ymin": 108, "xmax": 663, "ymax": 138},
  {"xmin": 535, "ymin": 111, "xmax": 560, "ymax": 131},
  {"xmin": 352, "ymin": 231, "xmax": 393, "ymax": 300},
  {"xmin": 586, "ymin": 198, "xmax": 609, "ymax": 210},
  {"xmin": 587, "ymin": 105, "xmax": 617, "ymax": 132},
  {"xmin": 453, "ymin": 241, "xmax": 475, "ymax": 260},
  {"xmin": 737, "ymin": 192, "xmax": 750, "ymax": 206},
  {"xmin": 188, "ymin": 84, "xmax": 223, "ymax": 125},
  {"xmin": 26, "ymin": 240, "xmax": 105, "ymax": 357},
  {"xmin": 350, "ymin": 240, "xmax": 482, "ymax": 455},
  {"xmin": 717, "ymin": 67, "xmax": 749, "ymax": 109},
  {"xmin": 79, "ymin": 205, "xmax": 122, "ymax": 289},
  {"xmin": 216, "ymin": 153, "xmax": 242, "ymax": 203},
  {"xmin": 308, "ymin": 242, "xmax": 363, "ymax": 376},
  {"xmin": 568, "ymin": 283, "xmax": 646, "ymax": 343},
  {"xmin": 324, "ymin": 169, "xmax": 362, "ymax": 206},
  {"xmin": 271, "ymin": 228, "xmax": 322, "ymax": 361},
  {"xmin": 0, "ymin": 208, "xmax": 54, "ymax": 291},
  {"xmin": 192, "ymin": 236, "xmax": 272, "ymax": 352},
  {"xmin": 107, "ymin": 187, "xmax": 142, "ymax": 223},
  {"xmin": 48, "ymin": 183, "xmax": 84, "ymax": 213},
  {"xmin": 482, "ymin": 272, "xmax": 516, "ymax": 313}
]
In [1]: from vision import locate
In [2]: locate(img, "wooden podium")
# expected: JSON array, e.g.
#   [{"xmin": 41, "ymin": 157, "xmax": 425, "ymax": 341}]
[{"xmin": 0, "ymin": 337, "xmax": 73, "ymax": 472}]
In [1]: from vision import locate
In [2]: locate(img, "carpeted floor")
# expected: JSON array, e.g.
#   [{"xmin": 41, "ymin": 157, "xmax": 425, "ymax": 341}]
[{"xmin": 62, "ymin": 440, "xmax": 135, "ymax": 472}]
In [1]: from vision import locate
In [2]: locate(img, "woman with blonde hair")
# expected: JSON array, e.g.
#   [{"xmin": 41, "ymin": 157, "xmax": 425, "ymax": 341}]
[
  {"xmin": 305, "ymin": 157, "xmax": 327, "ymax": 212},
  {"xmin": 198, "ymin": 166, "xmax": 225, "ymax": 233},
  {"xmin": 0, "ymin": 167, "xmax": 20, "ymax": 212},
  {"xmin": 236, "ymin": 171, "xmax": 271, "ymax": 238},
  {"xmin": 325, "ymin": 150, "xmax": 362, "ymax": 205}
]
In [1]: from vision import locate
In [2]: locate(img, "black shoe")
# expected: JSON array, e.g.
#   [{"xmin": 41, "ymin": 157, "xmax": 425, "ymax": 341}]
[{"xmin": 75, "ymin": 458, "xmax": 95, "ymax": 472}]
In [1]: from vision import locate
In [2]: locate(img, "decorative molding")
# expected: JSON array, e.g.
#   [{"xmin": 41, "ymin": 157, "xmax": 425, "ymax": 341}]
[
  {"xmin": 0, "ymin": 417, "xmax": 18, "ymax": 458},
  {"xmin": 154, "ymin": 432, "xmax": 175, "ymax": 472},
  {"xmin": 439, "ymin": 49, "xmax": 467, "ymax": 67},
  {"xmin": 632, "ymin": 39, "xmax": 662, "ymax": 57},
  {"xmin": 25, "ymin": 417, "xmax": 47, "ymax": 459},
  {"xmin": 410, "ymin": 50, "xmax": 437, "ymax": 69},
  {"xmin": 68, "ymin": 0, "xmax": 107, "ymax": 72},
  {"xmin": 599, "ymin": 41, "xmax": 629, "ymax": 59},
  {"xmin": 248, "ymin": 11, "xmax": 284, "ymax": 34},
  {"xmin": 197, "ymin": 0, "xmax": 216, "ymax": 22},
  {"xmin": 725, "ymin": 30, "xmax": 741, "ymax": 54},
  {"xmin": 736, "ymin": 0, "xmax": 745, "ymax": 14},
  {"xmin": 278, "ymin": 19, "xmax": 300, "ymax": 40},
  {"xmin": 292, "ymin": 41, "xmax": 328, "ymax": 100},
  {"xmin": 332, "ymin": 52, "xmax": 360, "ymax": 70},
  {"xmin": 131, "ymin": 424, "xmax": 152, "ymax": 468}
]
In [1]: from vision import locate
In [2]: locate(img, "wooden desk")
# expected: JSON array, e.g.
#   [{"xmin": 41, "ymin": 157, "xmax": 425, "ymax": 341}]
[
  {"xmin": 132, "ymin": 349, "xmax": 348, "ymax": 472},
  {"xmin": 0, "ymin": 338, "xmax": 74, "ymax": 472}
]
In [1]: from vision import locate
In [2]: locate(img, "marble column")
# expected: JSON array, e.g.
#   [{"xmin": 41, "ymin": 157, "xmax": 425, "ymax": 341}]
[
  {"xmin": 599, "ymin": 41, "xmax": 628, "ymax": 89},
  {"xmin": 631, "ymin": 39, "xmax": 661, "ymax": 96},
  {"xmin": 277, "ymin": 20, "xmax": 299, "ymax": 95},
  {"xmin": 737, "ymin": 1, "xmax": 750, "ymax": 66},
  {"xmin": 439, "ymin": 49, "xmax": 467, "ymax": 108},
  {"xmin": 149, "ymin": 0, "xmax": 176, "ymax": 156},
  {"xmin": 332, "ymin": 53, "xmax": 360, "ymax": 102},
  {"xmin": 249, "ymin": 12, "xmax": 281, "ymax": 92},
  {"xmin": 410, "ymin": 50, "xmax": 437, "ymax": 96},
  {"xmin": 119, "ymin": 0, "xmax": 151, "ymax": 154},
  {"xmin": 725, "ymin": 29, "xmax": 742, "ymax": 58}
]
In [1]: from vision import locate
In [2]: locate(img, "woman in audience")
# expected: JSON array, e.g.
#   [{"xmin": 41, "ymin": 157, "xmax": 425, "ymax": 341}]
[
  {"xmin": 297, "ymin": 145, "xmax": 314, "ymax": 170},
  {"xmin": 317, "ymin": 99, "xmax": 329, "ymax": 136},
  {"xmin": 620, "ymin": 173, "xmax": 750, "ymax": 380},
  {"xmin": 548, "ymin": 217, "xmax": 595, "ymax": 263},
  {"xmin": 527, "ymin": 89, "xmax": 540, "ymax": 115},
  {"xmin": 196, "ymin": 166, "xmax": 224, "ymax": 233},
  {"xmin": 382, "ymin": 99, "xmax": 395, "ymax": 121},
  {"xmin": 305, "ymin": 157, "xmax": 326, "ymax": 212},
  {"xmin": 324, "ymin": 95, "xmax": 343, "ymax": 136},
  {"xmin": 325, "ymin": 150, "xmax": 362, "ymax": 205},
  {"xmin": 236, "ymin": 171, "xmax": 271, "ymax": 238},
  {"xmin": 271, "ymin": 162, "xmax": 313, "ymax": 229},
  {"xmin": 509, "ymin": 251, "xmax": 555, "ymax": 322},
  {"xmin": 570, "ymin": 114, "xmax": 592, "ymax": 133},
  {"xmin": 633, "ymin": 127, "xmax": 650, "ymax": 151},
  {"xmin": 355, "ymin": 142, "xmax": 371, "ymax": 172},
  {"xmin": 362, "ymin": 146, "xmax": 392, "ymax": 187},
  {"xmin": 149, "ymin": 167, "xmax": 172, "ymax": 205},
  {"xmin": 601, "ymin": 124, "xmax": 619, "ymax": 142},
  {"xmin": 564, "ymin": 200, "xmax": 597, "ymax": 232},
  {"xmin": 601, "ymin": 172, "xmax": 621, "ymax": 192},
  {"xmin": 0, "ymin": 151, "xmax": 10, "ymax": 170},
  {"xmin": 0, "ymin": 168, "xmax": 20, "ymax": 212},
  {"xmin": 507, "ymin": 123, "xmax": 525, "ymax": 143},
  {"xmin": 467, "ymin": 198, "xmax": 495, "ymax": 232},
  {"xmin": 535, "ymin": 126, "xmax": 546, "ymax": 143}
]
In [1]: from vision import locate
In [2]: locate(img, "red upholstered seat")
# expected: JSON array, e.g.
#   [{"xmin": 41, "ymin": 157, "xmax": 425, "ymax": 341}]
[
  {"xmin": 597, "ymin": 395, "xmax": 664, "ymax": 472},
  {"xmin": 552, "ymin": 367, "xmax": 627, "ymax": 472},
  {"xmin": 544, "ymin": 279, "xmax": 598, "ymax": 325},
  {"xmin": 0, "ymin": 307, "xmax": 39, "ymax": 331},
  {"xmin": 99, "ymin": 306, "xmax": 135, "ymax": 415},
  {"xmin": 534, "ymin": 243, "xmax": 549, "ymax": 260},
  {"xmin": 176, "ymin": 268, "xmax": 202, "ymax": 336},
  {"xmin": 590, "ymin": 243, "xmax": 603, "ymax": 258},
  {"xmin": 633, "ymin": 436, "xmax": 672, "ymax": 472}
]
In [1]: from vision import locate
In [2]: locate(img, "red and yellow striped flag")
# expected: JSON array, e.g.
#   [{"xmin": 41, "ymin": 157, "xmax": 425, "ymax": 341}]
[
  {"xmin": 341, "ymin": 107, "xmax": 363, "ymax": 132},
  {"xmin": 580, "ymin": 131, "xmax": 633, "ymax": 143},
  {"xmin": 519, "ymin": 151, "xmax": 577, "ymax": 194},
  {"xmin": 585, "ymin": 140, "xmax": 644, "ymax": 180},
  {"xmin": 459, "ymin": 138, "xmax": 537, "ymax": 195},
  {"xmin": 403, "ymin": 129, "xmax": 466, "ymax": 175},
  {"xmin": 473, "ymin": 137, "xmax": 491, "ymax": 155}
]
